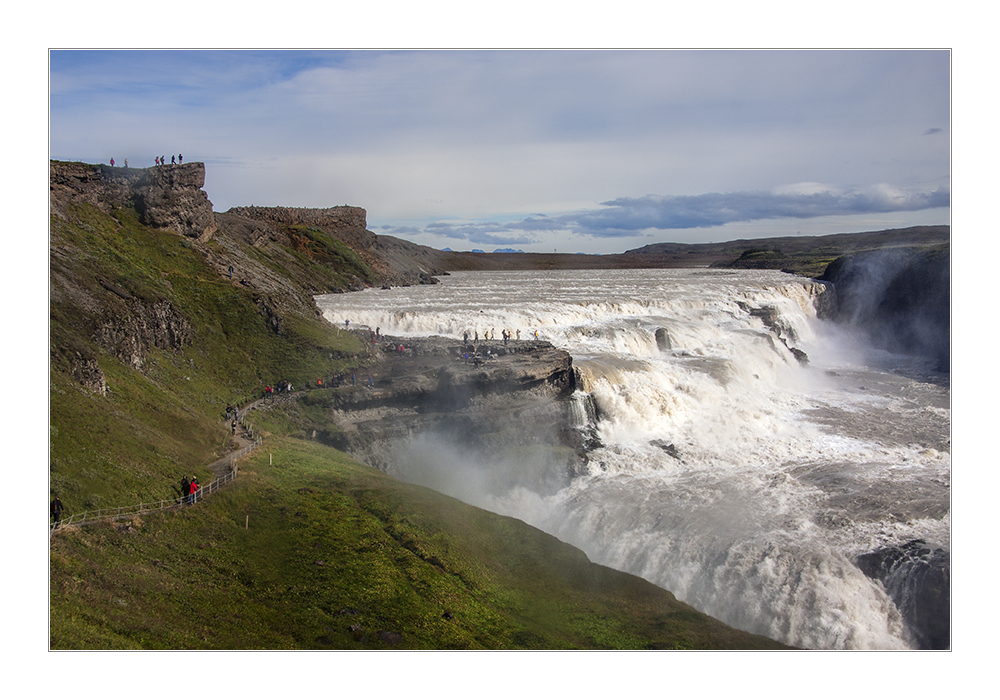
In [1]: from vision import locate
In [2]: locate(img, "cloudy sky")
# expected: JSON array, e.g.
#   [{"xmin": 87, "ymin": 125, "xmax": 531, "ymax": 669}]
[{"xmin": 49, "ymin": 49, "xmax": 950, "ymax": 253}]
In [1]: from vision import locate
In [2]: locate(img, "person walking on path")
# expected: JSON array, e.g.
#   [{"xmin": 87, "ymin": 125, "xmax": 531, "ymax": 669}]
[
  {"xmin": 110, "ymin": 158, "xmax": 115, "ymax": 166},
  {"xmin": 178, "ymin": 153, "xmax": 183, "ymax": 163},
  {"xmin": 190, "ymin": 477, "xmax": 199, "ymax": 504},
  {"xmin": 181, "ymin": 476, "xmax": 191, "ymax": 504},
  {"xmin": 231, "ymin": 420, "xmax": 237, "ymax": 436},
  {"xmin": 51, "ymin": 495, "xmax": 64, "ymax": 527}
]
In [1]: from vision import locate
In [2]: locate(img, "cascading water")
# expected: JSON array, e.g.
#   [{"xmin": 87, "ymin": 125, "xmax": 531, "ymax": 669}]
[{"xmin": 316, "ymin": 268, "xmax": 950, "ymax": 649}]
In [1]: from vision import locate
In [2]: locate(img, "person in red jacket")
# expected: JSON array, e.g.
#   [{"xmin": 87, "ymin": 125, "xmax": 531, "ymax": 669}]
[{"xmin": 189, "ymin": 477, "xmax": 199, "ymax": 504}]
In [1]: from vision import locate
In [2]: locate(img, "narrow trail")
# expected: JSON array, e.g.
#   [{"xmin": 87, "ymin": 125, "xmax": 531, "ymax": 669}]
[{"xmin": 50, "ymin": 398, "xmax": 265, "ymax": 532}]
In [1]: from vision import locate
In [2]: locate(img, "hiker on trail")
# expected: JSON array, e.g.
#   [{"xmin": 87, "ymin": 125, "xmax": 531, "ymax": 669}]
[
  {"xmin": 178, "ymin": 153, "xmax": 183, "ymax": 163},
  {"xmin": 228, "ymin": 265, "xmax": 233, "ymax": 278},
  {"xmin": 51, "ymin": 495, "xmax": 64, "ymax": 527},
  {"xmin": 155, "ymin": 156, "xmax": 160, "ymax": 166},
  {"xmin": 231, "ymin": 420, "xmax": 237, "ymax": 436},
  {"xmin": 171, "ymin": 155, "xmax": 176, "ymax": 164},
  {"xmin": 516, "ymin": 329, "xmax": 521, "ymax": 340},
  {"xmin": 190, "ymin": 477, "xmax": 199, "ymax": 504},
  {"xmin": 124, "ymin": 158, "xmax": 128, "ymax": 168},
  {"xmin": 181, "ymin": 476, "xmax": 191, "ymax": 504},
  {"xmin": 464, "ymin": 331, "xmax": 469, "ymax": 344},
  {"xmin": 345, "ymin": 319, "xmax": 350, "ymax": 329},
  {"xmin": 233, "ymin": 406, "xmax": 239, "ymax": 421},
  {"xmin": 317, "ymin": 377, "xmax": 322, "ymax": 387},
  {"xmin": 110, "ymin": 158, "xmax": 115, "ymax": 166},
  {"xmin": 226, "ymin": 404, "xmax": 232, "ymax": 420}
]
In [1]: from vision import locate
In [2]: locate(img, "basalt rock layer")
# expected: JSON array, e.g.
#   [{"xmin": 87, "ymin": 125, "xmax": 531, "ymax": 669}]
[
  {"xmin": 50, "ymin": 160, "xmax": 217, "ymax": 240},
  {"xmin": 315, "ymin": 334, "xmax": 585, "ymax": 492}
]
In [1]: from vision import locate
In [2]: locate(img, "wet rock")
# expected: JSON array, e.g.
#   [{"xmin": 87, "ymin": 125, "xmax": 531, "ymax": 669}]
[
  {"xmin": 655, "ymin": 327, "xmax": 672, "ymax": 351},
  {"xmin": 856, "ymin": 539, "xmax": 950, "ymax": 649}
]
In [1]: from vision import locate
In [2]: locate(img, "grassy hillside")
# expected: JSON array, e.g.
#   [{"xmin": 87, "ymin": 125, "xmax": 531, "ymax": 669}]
[
  {"xmin": 50, "ymin": 438, "xmax": 786, "ymax": 649},
  {"xmin": 49, "ymin": 197, "xmax": 788, "ymax": 649},
  {"xmin": 50, "ymin": 202, "xmax": 366, "ymax": 507}
]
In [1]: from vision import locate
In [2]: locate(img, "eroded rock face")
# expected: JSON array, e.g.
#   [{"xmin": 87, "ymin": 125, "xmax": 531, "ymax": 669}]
[
  {"xmin": 50, "ymin": 160, "xmax": 217, "ymax": 240},
  {"xmin": 820, "ymin": 246, "xmax": 950, "ymax": 372},
  {"xmin": 225, "ymin": 205, "xmax": 374, "ymax": 250},
  {"xmin": 94, "ymin": 299, "xmax": 193, "ymax": 370},
  {"xmin": 131, "ymin": 164, "xmax": 217, "ymax": 240},
  {"xmin": 317, "ymin": 335, "xmax": 584, "ymax": 492}
]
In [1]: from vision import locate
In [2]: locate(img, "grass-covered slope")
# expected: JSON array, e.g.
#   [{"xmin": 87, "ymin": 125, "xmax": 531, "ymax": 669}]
[
  {"xmin": 50, "ymin": 202, "xmax": 366, "ymax": 508},
  {"xmin": 50, "ymin": 438, "xmax": 787, "ymax": 649}
]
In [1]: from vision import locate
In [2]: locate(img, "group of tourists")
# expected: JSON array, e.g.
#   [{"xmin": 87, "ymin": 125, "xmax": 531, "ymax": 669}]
[
  {"xmin": 464, "ymin": 328, "xmax": 533, "ymax": 346},
  {"xmin": 263, "ymin": 381, "xmax": 293, "ymax": 400},
  {"xmin": 179, "ymin": 476, "xmax": 200, "ymax": 505},
  {"xmin": 320, "ymin": 372, "xmax": 357, "ymax": 388},
  {"xmin": 108, "ymin": 155, "xmax": 183, "ymax": 168}
]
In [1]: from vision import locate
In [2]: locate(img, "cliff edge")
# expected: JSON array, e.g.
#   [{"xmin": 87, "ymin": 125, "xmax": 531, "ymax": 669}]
[{"xmin": 50, "ymin": 160, "xmax": 217, "ymax": 240}]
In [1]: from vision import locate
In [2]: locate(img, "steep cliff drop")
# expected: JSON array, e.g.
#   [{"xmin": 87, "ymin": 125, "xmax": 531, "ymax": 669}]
[{"xmin": 819, "ymin": 246, "xmax": 950, "ymax": 373}]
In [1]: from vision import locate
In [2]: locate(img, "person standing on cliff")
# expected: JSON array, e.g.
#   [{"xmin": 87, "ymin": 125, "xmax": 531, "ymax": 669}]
[
  {"xmin": 181, "ymin": 476, "xmax": 190, "ymax": 504},
  {"xmin": 178, "ymin": 153, "xmax": 183, "ymax": 163},
  {"xmin": 190, "ymin": 477, "xmax": 199, "ymax": 504},
  {"xmin": 155, "ymin": 156, "xmax": 160, "ymax": 166},
  {"xmin": 110, "ymin": 158, "xmax": 115, "ymax": 166},
  {"xmin": 124, "ymin": 158, "xmax": 128, "ymax": 168}
]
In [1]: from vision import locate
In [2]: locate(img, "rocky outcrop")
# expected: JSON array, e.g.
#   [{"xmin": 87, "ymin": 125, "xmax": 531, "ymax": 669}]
[
  {"xmin": 315, "ymin": 334, "xmax": 584, "ymax": 491},
  {"xmin": 94, "ymin": 298, "xmax": 192, "ymax": 370},
  {"xmin": 225, "ymin": 205, "xmax": 375, "ymax": 250},
  {"xmin": 50, "ymin": 160, "xmax": 217, "ymax": 240},
  {"xmin": 819, "ymin": 246, "xmax": 950, "ymax": 372}
]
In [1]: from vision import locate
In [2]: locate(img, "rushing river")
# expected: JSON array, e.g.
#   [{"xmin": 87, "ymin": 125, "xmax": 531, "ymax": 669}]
[{"xmin": 316, "ymin": 268, "xmax": 950, "ymax": 649}]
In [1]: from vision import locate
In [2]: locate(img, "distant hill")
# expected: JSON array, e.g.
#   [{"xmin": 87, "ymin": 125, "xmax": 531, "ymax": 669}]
[
  {"xmin": 626, "ymin": 225, "xmax": 950, "ymax": 277},
  {"xmin": 433, "ymin": 226, "xmax": 950, "ymax": 277}
]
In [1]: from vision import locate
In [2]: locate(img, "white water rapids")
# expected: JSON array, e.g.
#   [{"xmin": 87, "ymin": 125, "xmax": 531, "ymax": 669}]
[{"xmin": 316, "ymin": 268, "xmax": 950, "ymax": 649}]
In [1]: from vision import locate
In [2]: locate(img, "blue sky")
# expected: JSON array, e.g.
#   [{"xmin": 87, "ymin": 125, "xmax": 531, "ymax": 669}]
[{"xmin": 49, "ymin": 49, "xmax": 950, "ymax": 254}]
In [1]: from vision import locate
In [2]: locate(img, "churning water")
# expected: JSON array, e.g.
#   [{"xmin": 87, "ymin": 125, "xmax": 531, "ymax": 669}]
[{"xmin": 316, "ymin": 268, "xmax": 950, "ymax": 649}]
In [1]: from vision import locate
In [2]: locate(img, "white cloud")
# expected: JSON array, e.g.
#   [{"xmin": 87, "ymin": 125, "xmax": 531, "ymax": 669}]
[{"xmin": 50, "ymin": 49, "xmax": 951, "ymax": 253}]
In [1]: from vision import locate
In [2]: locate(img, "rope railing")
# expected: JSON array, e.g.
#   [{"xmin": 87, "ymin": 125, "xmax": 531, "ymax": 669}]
[{"xmin": 51, "ymin": 423, "xmax": 263, "ymax": 532}]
